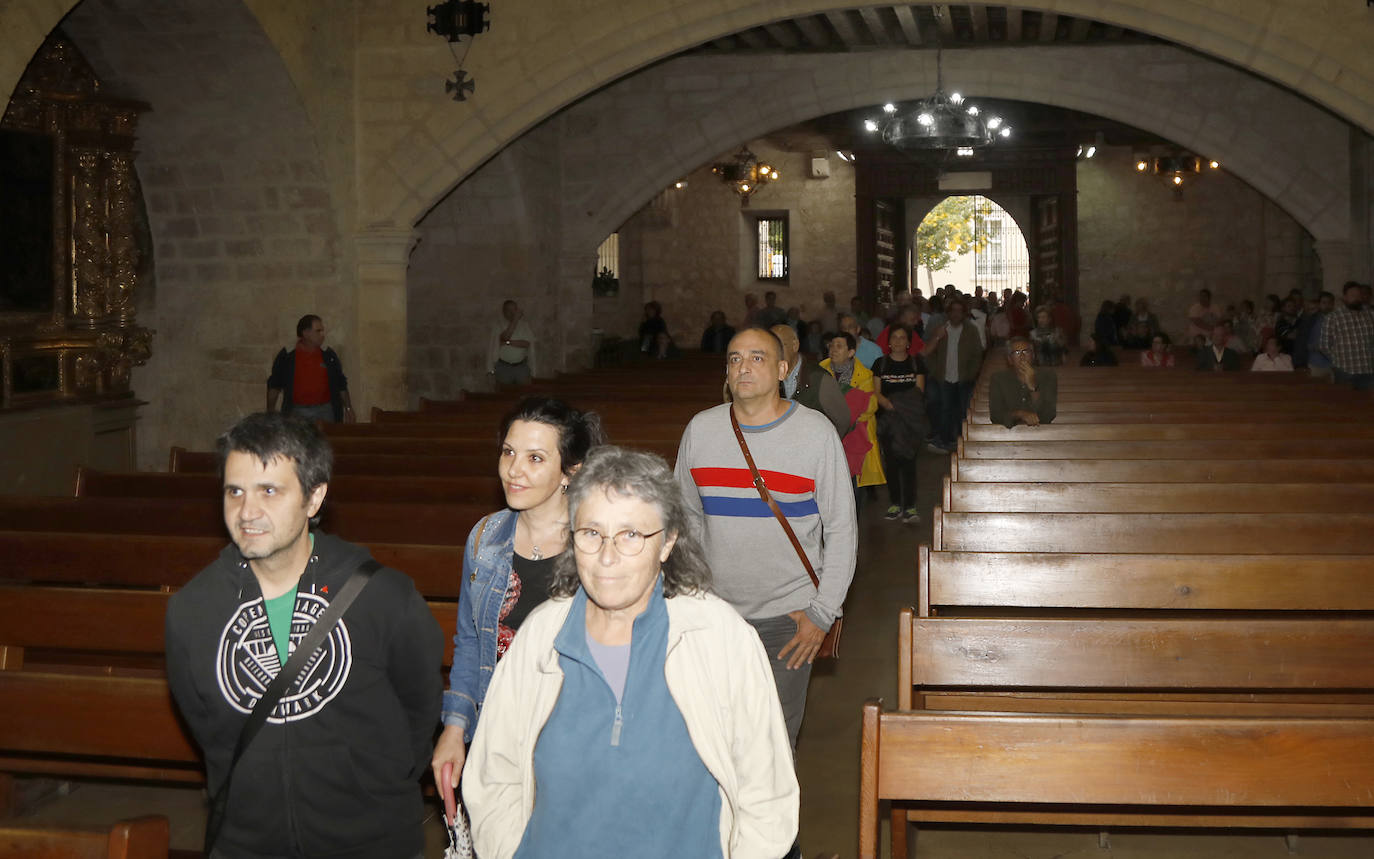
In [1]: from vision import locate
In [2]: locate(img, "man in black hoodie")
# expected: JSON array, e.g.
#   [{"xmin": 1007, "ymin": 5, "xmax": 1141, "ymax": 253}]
[{"xmin": 165, "ymin": 412, "xmax": 442, "ymax": 859}]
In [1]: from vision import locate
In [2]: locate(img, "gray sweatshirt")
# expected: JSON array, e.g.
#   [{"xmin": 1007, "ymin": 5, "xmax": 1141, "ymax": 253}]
[{"xmin": 674, "ymin": 401, "xmax": 857, "ymax": 627}]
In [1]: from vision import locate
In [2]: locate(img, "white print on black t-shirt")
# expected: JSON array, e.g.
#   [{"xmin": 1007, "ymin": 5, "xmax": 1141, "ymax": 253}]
[{"xmin": 215, "ymin": 593, "xmax": 353, "ymax": 723}]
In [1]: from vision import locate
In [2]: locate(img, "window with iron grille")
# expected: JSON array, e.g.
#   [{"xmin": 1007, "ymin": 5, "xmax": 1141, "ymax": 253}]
[
  {"xmin": 756, "ymin": 217, "xmax": 788, "ymax": 280},
  {"xmin": 595, "ymin": 232, "xmax": 619, "ymax": 278}
]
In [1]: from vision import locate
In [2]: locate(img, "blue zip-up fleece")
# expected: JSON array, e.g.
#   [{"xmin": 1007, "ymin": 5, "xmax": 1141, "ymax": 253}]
[
  {"xmin": 443, "ymin": 509, "xmax": 517, "ymax": 741},
  {"xmin": 513, "ymin": 579, "xmax": 722, "ymax": 859}
]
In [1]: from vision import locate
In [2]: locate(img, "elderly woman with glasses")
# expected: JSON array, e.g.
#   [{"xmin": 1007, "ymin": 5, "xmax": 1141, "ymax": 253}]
[
  {"xmin": 988, "ymin": 336, "xmax": 1058, "ymax": 428},
  {"xmin": 462, "ymin": 446, "xmax": 799, "ymax": 859}
]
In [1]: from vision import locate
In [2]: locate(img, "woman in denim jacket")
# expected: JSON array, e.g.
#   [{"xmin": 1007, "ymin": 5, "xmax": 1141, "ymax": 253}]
[{"xmin": 431, "ymin": 396, "xmax": 604, "ymax": 792}]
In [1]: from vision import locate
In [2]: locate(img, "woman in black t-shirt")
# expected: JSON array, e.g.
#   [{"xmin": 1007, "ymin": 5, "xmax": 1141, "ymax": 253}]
[{"xmin": 871, "ymin": 326, "xmax": 928, "ymax": 523}]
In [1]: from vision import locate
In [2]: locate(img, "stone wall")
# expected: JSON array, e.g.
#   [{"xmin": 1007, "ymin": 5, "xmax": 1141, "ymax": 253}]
[
  {"xmin": 407, "ymin": 122, "xmax": 563, "ymax": 402},
  {"xmin": 63, "ymin": 0, "xmax": 347, "ymax": 468},
  {"xmin": 1077, "ymin": 146, "xmax": 1314, "ymax": 342},
  {"xmin": 611, "ymin": 142, "xmax": 858, "ymax": 343}
]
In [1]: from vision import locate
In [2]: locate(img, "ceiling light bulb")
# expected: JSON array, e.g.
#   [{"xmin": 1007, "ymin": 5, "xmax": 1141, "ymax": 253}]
[
  {"xmin": 883, "ymin": 103, "xmax": 897, "ymax": 113},
  {"xmin": 956, "ymin": 146, "xmax": 974, "ymax": 156},
  {"xmin": 674, "ymin": 181, "xmax": 684, "ymax": 189},
  {"xmin": 967, "ymin": 106, "xmax": 979, "ymax": 116},
  {"xmin": 1172, "ymin": 175, "xmax": 1183, "ymax": 185},
  {"xmin": 1209, "ymin": 160, "xmax": 1219, "ymax": 169},
  {"xmin": 999, "ymin": 127, "xmax": 1011, "ymax": 138},
  {"xmin": 987, "ymin": 117, "xmax": 1002, "ymax": 130},
  {"xmin": 917, "ymin": 112, "xmax": 934, "ymax": 126},
  {"xmin": 1136, "ymin": 160, "xmax": 1148, "ymax": 171},
  {"xmin": 1085, "ymin": 146, "xmax": 1096, "ymax": 158},
  {"xmin": 770, "ymin": 170, "xmax": 779, "ymax": 179},
  {"xmin": 950, "ymin": 92, "xmax": 963, "ymax": 104},
  {"xmin": 740, "ymin": 183, "xmax": 750, "ymax": 192},
  {"xmin": 864, "ymin": 119, "xmax": 879, "ymax": 132}
]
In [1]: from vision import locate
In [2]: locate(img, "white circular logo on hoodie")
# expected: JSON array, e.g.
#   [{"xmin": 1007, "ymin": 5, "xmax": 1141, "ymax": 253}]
[{"xmin": 215, "ymin": 592, "xmax": 353, "ymax": 723}]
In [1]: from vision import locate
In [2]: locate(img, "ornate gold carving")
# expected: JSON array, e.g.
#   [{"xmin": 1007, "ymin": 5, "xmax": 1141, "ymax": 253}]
[{"xmin": 1, "ymin": 34, "xmax": 151, "ymax": 409}]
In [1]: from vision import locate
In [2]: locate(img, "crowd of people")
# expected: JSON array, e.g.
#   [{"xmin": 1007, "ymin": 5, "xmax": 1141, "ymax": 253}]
[{"xmin": 209, "ymin": 279, "xmax": 1369, "ymax": 858}]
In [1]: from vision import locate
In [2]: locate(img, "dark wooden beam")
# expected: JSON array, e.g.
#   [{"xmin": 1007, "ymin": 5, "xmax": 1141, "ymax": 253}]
[
  {"xmin": 894, "ymin": 5, "xmax": 924, "ymax": 45},
  {"xmin": 825, "ymin": 10, "xmax": 866, "ymax": 46},
  {"xmin": 970, "ymin": 5, "xmax": 990, "ymax": 41},
  {"xmin": 859, "ymin": 8, "xmax": 894, "ymax": 46},
  {"xmin": 1006, "ymin": 7, "xmax": 1023, "ymax": 41},
  {"xmin": 1039, "ymin": 11, "xmax": 1059, "ymax": 41}
]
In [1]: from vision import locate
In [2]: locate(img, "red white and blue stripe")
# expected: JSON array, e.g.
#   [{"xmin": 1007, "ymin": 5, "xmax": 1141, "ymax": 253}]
[{"xmin": 690, "ymin": 467, "xmax": 819, "ymax": 519}]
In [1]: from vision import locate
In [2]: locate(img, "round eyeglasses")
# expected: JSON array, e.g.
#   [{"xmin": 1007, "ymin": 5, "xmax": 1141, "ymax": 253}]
[{"xmin": 572, "ymin": 527, "xmax": 665, "ymax": 556}]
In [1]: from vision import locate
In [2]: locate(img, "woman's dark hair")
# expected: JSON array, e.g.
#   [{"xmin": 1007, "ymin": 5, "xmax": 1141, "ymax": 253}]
[
  {"xmin": 887, "ymin": 324, "xmax": 913, "ymax": 345},
  {"xmin": 1266, "ymin": 295, "xmax": 1281, "ymax": 311},
  {"xmin": 216, "ymin": 412, "xmax": 333, "ymax": 523},
  {"xmin": 550, "ymin": 446, "xmax": 711, "ymax": 599},
  {"xmin": 1098, "ymin": 300, "xmax": 1115, "ymax": 314},
  {"xmin": 499, "ymin": 397, "xmax": 605, "ymax": 475}
]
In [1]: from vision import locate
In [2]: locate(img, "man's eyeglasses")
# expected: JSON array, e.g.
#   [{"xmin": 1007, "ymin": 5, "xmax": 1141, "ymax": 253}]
[
  {"xmin": 572, "ymin": 527, "xmax": 665, "ymax": 556},
  {"xmin": 1009, "ymin": 347, "xmax": 1033, "ymax": 356}
]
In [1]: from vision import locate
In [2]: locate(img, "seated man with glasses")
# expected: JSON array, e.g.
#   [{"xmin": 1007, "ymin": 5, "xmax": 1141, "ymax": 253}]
[{"xmin": 988, "ymin": 336, "xmax": 1059, "ymax": 428}]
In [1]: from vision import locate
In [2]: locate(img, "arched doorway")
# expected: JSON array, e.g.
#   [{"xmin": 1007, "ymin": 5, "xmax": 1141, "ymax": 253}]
[{"xmin": 912, "ymin": 195, "xmax": 1030, "ymax": 299}]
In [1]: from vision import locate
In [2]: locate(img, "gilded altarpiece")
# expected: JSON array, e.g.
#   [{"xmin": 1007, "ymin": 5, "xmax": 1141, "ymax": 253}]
[{"xmin": 0, "ymin": 36, "xmax": 152, "ymax": 410}]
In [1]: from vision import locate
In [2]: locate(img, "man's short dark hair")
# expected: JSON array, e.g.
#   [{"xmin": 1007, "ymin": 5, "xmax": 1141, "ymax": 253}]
[
  {"xmin": 296, "ymin": 314, "xmax": 321, "ymax": 337},
  {"xmin": 829, "ymin": 331, "xmax": 857, "ymax": 351},
  {"xmin": 1343, "ymin": 281, "xmax": 1363, "ymax": 295},
  {"xmin": 217, "ymin": 412, "xmax": 333, "ymax": 500},
  {"xmin": 730, "ymin": 326, "xmax": 785, "ymax": 361},
  {"xmin": 1319, "ymin": 291, "xmax": 1334, "ymax": 301}
]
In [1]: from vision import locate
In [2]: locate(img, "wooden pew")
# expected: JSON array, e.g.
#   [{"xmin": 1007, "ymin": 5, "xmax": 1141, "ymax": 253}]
[
  {"xmin": 969, "ymin": 408, "xmax": 1374, "ymax": 424},
  {"xmin": 951, "ymin": 456, "xmax": 1374, "ymax": 483},
  {"xmin": 959, "ymin": 438, "xmax": 1374, "ymax": 459},
  {"xmin": 942, "ymin": 477, "xmax": 1374, "ymax": 513},
  {"xmin": 931, "ymin": 510, "xmax": 1374, "ymax": 554},
  {"xmin": 0, "ymin": 497, "xmax": 485, "ymax": 546},
  {"xmin": 0, "ymin": 583, "xmax": 462, "ymax": 785},
  {"xmin": 170, "ymin": 445, "xmax": 679, "ymax": 475},
  {"xmin": 914, "ymin": 545, "xmax": 1374, "ymax": 617},
  {"xmin": 0, "ymin": 815, "xmax": 169, "ymax": 858},
  {"xmin": 0, "ymin": 531, "xmax": 464, "ymax": 597},
  {"xmin": 76, "ymin": 467, "xmax": 503, "ymax": 507},
  {"xmin": 964, "ymin": 422, "xmax": 1374, "ymax": 441},
  {"xmin": 860, "ymin": 698, "xmax": 1374, "ymax": 859},
  {"xmin": 861, "ymin": 612, "xmax": 1374, "ymax": 858}
]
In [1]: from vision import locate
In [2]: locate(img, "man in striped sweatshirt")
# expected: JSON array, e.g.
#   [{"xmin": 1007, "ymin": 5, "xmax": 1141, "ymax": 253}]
[{"xmin": 675, "ymin": 327, "xmax": 857, "ymax": 748}]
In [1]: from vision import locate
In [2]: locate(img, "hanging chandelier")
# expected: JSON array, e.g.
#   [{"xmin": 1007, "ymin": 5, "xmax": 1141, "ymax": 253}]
[
  {"xmin": 862, "ymin": 10, "xmax": 1010, "ymax": 155},
  {"xmin": 711, "ymin": 147, "xmax": 779, "ymax": 202}
]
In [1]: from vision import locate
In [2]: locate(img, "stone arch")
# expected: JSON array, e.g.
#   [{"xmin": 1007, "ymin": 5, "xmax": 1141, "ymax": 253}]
[
  {"xmin": 354, "ymin": 0, "xmax": 1373, "ymax": 230},
  {"xmin": 906, "ymin": 192, "xmax": 1034, "ymax": 280},
  {"xmin": 556, "ymin": 45, "xmax": 1349, "ymax": 279},
  {"xmin": 53, "ymin": 0, "xmax": 347, "ymax": 467}
]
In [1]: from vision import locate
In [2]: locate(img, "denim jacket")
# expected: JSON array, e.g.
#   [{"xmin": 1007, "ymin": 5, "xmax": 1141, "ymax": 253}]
[{"xmin": 442, "ymin": 508, "xmax": 518, "ymax": 742}]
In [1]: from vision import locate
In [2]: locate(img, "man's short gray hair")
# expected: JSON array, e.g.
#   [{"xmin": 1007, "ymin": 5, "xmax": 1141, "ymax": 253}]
[{"xmin": 550, "ymin": 446, "xmax": 712, "ymax": 599}]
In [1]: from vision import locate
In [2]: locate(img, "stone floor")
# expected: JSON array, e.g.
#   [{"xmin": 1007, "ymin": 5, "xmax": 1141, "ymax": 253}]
[{"xmin": 10, "ymin": 448, "xmax": 1374, "ymax": 857}]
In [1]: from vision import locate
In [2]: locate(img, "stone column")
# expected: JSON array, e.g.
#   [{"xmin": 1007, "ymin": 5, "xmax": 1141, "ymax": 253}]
[
  {"xmin": 1314, "ymin": 239, "xmax": 1352, "ymax": 294},
  {"xmin": 353, "ymin": 228, "xmax": 417, "ymax": 415},
  {"xmin": 1352, "ymin": 129, "xmax": 1373, "ymax": 285}
]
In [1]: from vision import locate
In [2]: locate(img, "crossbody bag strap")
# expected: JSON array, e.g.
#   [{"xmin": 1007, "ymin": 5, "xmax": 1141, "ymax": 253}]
[
  {"xmin": 729, "ymin": 406, "xmax": 821, "ymax": 590},
  {"xmin": 204, "ymin": 557, "xmax": 381, "ymax": 854}
]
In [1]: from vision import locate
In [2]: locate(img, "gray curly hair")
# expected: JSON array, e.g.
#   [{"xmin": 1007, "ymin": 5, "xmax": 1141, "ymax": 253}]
[{"xmin": 549, "ymin": 445, "xmax": 711, "ymax": 599}]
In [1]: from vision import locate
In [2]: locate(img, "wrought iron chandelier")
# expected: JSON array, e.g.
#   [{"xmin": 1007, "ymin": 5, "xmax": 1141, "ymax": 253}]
[
  {"xmin": 862, "ymin": 10, "xmax": 1011, "ymax": 155},
  {"xmin": 711, "ymin": 147, "xmax": 779, "ymax": 202}
]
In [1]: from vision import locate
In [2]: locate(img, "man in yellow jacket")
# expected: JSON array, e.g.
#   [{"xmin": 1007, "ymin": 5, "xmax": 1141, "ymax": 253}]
[{"xmin": 819, "ymin": 332, "xmax": 886, "ymax": 496}]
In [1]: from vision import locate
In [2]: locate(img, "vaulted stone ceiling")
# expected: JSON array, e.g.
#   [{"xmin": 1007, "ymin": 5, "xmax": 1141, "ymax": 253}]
[{"xmin": 695, "ymin": 5, "xmax": 1158, "ymax": 52}]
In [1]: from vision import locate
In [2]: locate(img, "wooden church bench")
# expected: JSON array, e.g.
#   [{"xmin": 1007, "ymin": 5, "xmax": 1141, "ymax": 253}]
[
  {"xmin": 0, "ymin": 496, "xmax": 487, "ymax": 546},
  {"xmin": 862, "ymin": 613, "xmax": 1374, "ymax": 857},
  {"xmin": 913, "ymin": 545, "xmax": 1374, "ymax": 618},
  {"xmin": 0, "ymin": 815, "xmax": 169, "ymax": 859},
  {"xmin": 76, "ymin": 467, "xmax": 503, "ymax": 507},
  {"xmin": 956, "ymin": 437, "xmax": 1374, "ymax": 460},
  {"xmin": 0, "ymin": 530, "xmax": 465, "ymax": 597},
  {"xmin": 941, "ymin": 477, "xmax": 1374, "ymax": 513},
  {"xmin": 950, "ymin": 456, "xmax": 1374, "ymax": 483},
  {"xmin": 931, "ymin": 510, "xmax": 1374, "ymax": 554},
  {"xmin": 962, "ymin": 421, "xmax": 1374, "ymax": 441}
]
